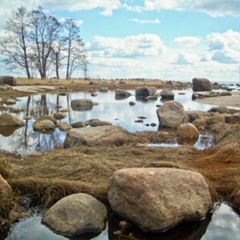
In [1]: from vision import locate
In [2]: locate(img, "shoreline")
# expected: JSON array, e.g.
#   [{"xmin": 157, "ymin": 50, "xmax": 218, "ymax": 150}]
[{"xmin": 196, "ymin": 91, "xmax": 240, "ymax": 108}]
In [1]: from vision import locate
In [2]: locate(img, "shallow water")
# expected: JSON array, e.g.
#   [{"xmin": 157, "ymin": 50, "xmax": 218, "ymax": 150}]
[
  {"xmin": 2, "ymin": 203, "xmax": 239, "ymax": 240},
  {"xmin": 0, "ymin": 89, "xmax": 217, "ymax": 156}
]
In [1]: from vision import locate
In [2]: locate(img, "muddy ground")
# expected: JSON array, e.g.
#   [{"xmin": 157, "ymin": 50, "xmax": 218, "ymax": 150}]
[{"xmin": 0, "ymin": 78, "xmax": 239, "ymax": 229}]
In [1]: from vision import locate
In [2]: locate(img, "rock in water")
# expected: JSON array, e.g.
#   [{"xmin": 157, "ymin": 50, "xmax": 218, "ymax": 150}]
[
  {"xmin": 108, "ymin": 168, "xmax": 213, "ymax": 232},
  {"xmin": 42, "ymin": 193, "xmax": 107, "ymax": 236}
]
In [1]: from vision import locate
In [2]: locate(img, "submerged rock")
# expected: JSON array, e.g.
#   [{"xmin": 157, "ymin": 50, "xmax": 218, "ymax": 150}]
[
  {"xmin": 71, "ymin": 99, "xmax": 94, "ymax": 111},
  {"xmin": 108, "ymin": 168, "xmax": 213, "ymax": 232},
  {"xmin": 42, "ymin": 193, "xmax": 107, "ymax": 236},
  {"xmin": 0, "ymin": 113, "xmax": 25, "ymax": 127}
]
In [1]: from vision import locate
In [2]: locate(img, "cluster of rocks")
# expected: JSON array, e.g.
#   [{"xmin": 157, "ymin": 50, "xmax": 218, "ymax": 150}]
[{"xmin": 39, "ymin": 167, "xmax": 213, "ymax": 237}]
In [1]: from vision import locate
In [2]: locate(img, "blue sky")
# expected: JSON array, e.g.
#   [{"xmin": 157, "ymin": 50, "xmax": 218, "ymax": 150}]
[{"xmin": 0, "ymin": 0, "xmax": 239, "ymax": 83}]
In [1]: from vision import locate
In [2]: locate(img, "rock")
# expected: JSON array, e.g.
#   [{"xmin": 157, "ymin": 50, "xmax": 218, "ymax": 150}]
[
  {"xmin": 0, "ymin": 113, "xmax": 25, "ymax": 127},
  {"xmin": 64, "ymin": 125, "xmax": 132, "ymax": 148},
  {"xmin": 53, "ymin": 112, "xmax": 67, "ymax": 120},
  {"xmin": 186, "ymin": 110, "xmax": 210, "ymax": 122},
  {"xmin": 91, "ymin": 92, "xmax": 98, "ymax": 97},
  {"xmin": 177, "ymin": 123, "xmax": 199, "ymax": 144},
  {"xmin": 89, "ymin": 80, "xmax": 97, "ymax": 85},
  {"xmin": 146, "ymin": 95, "xmax": 158, "ymax": 100},
  {"xmin": 219, "ymin": 91, "xmax": 231, "ymax": 96},
  {"xmin": 119, "ymin": 80, "xmax": 126, "ymax": 84},
  {"xmin": 57, "ymin": 122, "xmax": 72, "ymax": 131},
  {"xmin": 42, "ymin": 193, "xmax": 107, "ymax": 236},
  {"xmin": 36, "ymin": 115, "xmax": 58, "ymax": 125},
  {"xmin": 192, "ymin": 78, "xmax": 212, "ymax": 92},
  {"xmin": 192, "ymin": 93, "xmax": 199, "ymax": 100},
  {"xmin": 100, "ymin": 87, "xmax": 108, "ymax": 92},
  {"xmin": 225, "ymin": 114, "xmax": 240, "ymax": 124},
  {"xmin": 86, "ymin": 119, "xmax": 112, "ymax": 127},
  {"xmin": 33, "ymin": 119, "xmax": 55, "ymax": 131},
  {"xmin": 108, "ymin": 168, "xmax": 213, "ymax": 232},
  {"xmin": 71, "ymin": 121, "xmax": 87, "ymax": 128},
  {"xmin": 71, "ymin": 99, "xmax": 94, "ymax": 111},
  {"xmin": 208, "ymin": 106, "xmax": 229, "ymax": 114},
  {"xmin": 135, "ymin": 87, "xmax": 157, "ymax": 97},
  {"xmin": 115, "ymin": 89, "xmax": 132, "ymax": 100},
  {"xmin": 129, "ymin": 101, "xmax": 135, "ymax": 106},
  {"xmin": 160, "ymin": 90, "xmax": 175, "ymax": 100},
  {"xmin": 156, "ymin": 101, "xmax": 188, "ymax": 128},
  {"xmin": 0, "ymin": 76, "xmax": 16, "ymax": 86},
  {"xmin": 5, "ymin": 98, "xmax": 16, "ymax": 105}
]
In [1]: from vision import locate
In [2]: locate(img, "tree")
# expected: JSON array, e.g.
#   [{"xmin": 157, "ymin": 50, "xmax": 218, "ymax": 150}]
[
  {"xmin": 51, "ymin": 41, "xmax": 65, "ymax": 79},
  {"xmin": 0, "ymin": 7, "xmax": 32, "ymax": 78},
  {"xmin": 28, "ymin": 7, "xmax": 62, "ymax": 79},
  {"xmin": 0, "ymin": 7, "xmax": 88, "ymax": 79},
  {"xmin": 63, "ymin": 19, "xmax": 87, "ymax": 79}
]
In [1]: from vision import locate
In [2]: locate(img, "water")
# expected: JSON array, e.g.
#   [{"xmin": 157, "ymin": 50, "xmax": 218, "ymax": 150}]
[
  {"xmin": 0, "ymin": 89, "xmax": 217, "ymax": 156},
  {"xmin": 3, "ymin": 203, "xmax": 239, "ymax": 240}
]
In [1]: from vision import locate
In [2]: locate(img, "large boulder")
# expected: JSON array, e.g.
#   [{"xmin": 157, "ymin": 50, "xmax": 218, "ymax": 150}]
[
  {"xmin": 156, "ymin": 101, "xmax": 188, "ymax": 128},
  {"xmin": 192, "ymin": 78, "xmax": 212, "ymax": 92},
  {"xmin": 177, "ymin": 123, "xmax": 199, "ymax": 144},
  {"xmin": 42, "ymin": 193, "xmax": 107, "ymax": 236},
  {"xmin": 71, "ymin": 99, "xmax": 94, "ymax": 111},
  {"xmin": 108, "ymin": 168, "xmax": 213, "ymax": 232},
  {"xmin": 135, "ymin": 87, "xmax": 157, "ymax": 97},
  {"xmin": 0, "ymin": 76, "xmax": 16, "ymax": 86},
  {"xmin": 64, "ymin": 125, "xmax": 132, "ymax": 148},
  {"xmin": 0, "ymin": 113, "xmax": 25, "ymax": 127}
]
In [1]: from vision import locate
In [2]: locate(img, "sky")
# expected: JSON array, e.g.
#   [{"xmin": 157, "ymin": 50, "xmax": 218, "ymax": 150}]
[{"xmin": 0, "ymin": 0, "xmax": 239, "ymax": 83}]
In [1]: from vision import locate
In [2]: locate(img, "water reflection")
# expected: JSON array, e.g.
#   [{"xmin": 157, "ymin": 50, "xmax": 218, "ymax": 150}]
[
  {"xmin": 4, "ymin": 203, "xmax": 239, "ymax": 240},
  {"xmin": 0, "ymin": 89, "xmax": 217, "ymax": 156}
]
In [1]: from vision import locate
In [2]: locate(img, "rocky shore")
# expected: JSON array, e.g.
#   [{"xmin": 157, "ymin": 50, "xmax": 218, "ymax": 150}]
[{"xmin": 0, "ymin": 77, "xmax": 239, "ymax": 237}]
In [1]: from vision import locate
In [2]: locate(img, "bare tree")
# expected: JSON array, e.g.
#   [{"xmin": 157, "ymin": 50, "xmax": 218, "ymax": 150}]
[
  {"xmin": 28, "ymin": 7, "xmax": 62, "ymax": 79},
  {"xmin": 63, "ymin": 19, "xmax": 87, "ymax": 79},
  {"xmin": 0, "ymin": 7, "xmax": 31, "ymax": 78},
  {"xmin": 51, "ymin": 41, "xmax": 65, "ymax": 79}
]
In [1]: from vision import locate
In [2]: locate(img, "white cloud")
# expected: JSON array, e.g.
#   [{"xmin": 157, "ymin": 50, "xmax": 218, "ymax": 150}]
[
  {"xmin": 174, "ymin": 36, "xmax": 202, "ymax": 47},
  {"xmin": 128, "ymin": 18, "xmax": 160, "ymax": 24},
  {"xmin": 0, "ymin": 0, "xmax": 121, "ymax": 19},
  {"xmin": 207, "ymin": 30, "xmax": 239, "ymax": 64},
  {"xmin": 172, "ymin": 52, "xmax": 199, "ymax": 65},
  {"xmin": 87, "ymin": 34, "xmax": 167, "ymax": 58},
  {"xmin": 123, "ymin": 0, "xmax": 240, "ymax": 16}
]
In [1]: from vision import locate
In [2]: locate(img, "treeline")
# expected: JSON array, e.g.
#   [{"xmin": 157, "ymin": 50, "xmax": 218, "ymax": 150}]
[{"xmin": 0, "ymin": 7, "xmax": 88, "ymax": 79}]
